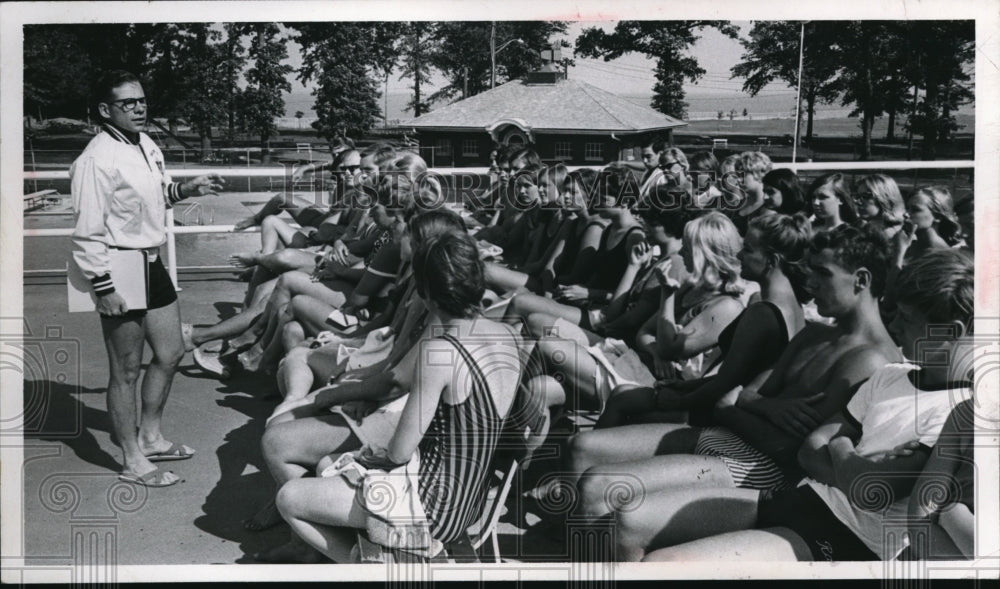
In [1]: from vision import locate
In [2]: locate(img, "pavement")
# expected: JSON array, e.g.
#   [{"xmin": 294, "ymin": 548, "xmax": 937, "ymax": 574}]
[{"xmin": 17, "ymin": 205, "xmax": 580, "ymax": 566}]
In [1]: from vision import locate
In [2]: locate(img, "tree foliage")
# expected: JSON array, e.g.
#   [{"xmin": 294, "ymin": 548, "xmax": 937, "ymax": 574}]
[
  {"xmin": 429, "ymin": 21, "xmax": 570, "ymax": 103},
  {"xmin": 731, "ymin": 20, "xmax": 974, "ymax": 159},
  {"xmin": 730, "ymin": 21, "xmax": 839, "ymax": 140},
  {"xmin": 398, "ymin": 22, "xmax": 436, "ymax": 117},
  {"xmin": 287, "ymin": 22, "xmax": 402, "ymax": 140},
  {"xmin": 237, "ymin": 23, "xmax": 293, "ymax": 152},
  {"xmin": 576, "ymin": 21, "xmax": 740, "ymax": 120}
]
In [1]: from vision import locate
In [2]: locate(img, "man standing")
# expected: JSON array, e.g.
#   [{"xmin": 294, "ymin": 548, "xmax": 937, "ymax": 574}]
[{"xmin": 71, "ymin": 70, "xmax": 224, "ymax": 487}]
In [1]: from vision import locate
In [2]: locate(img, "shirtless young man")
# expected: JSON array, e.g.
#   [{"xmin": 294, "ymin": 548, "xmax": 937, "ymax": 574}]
[{"xmin": 562, "ymin": 225, "xmax": 902, "ymax": 560}]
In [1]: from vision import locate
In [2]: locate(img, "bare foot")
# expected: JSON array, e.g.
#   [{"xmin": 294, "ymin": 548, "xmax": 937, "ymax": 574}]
[
  {"xmin": 232, "ymin": 216, "xmax": 258, "ymax": 232},
  {"xmin": 238, "ymin": 344, "xmax": 264, "ymax": 372},
  {"xmin": 244, "ymin": 498, "xmax": 284, "ymax": 531},
  {"xmin": 229, "ymin": 252, "xmax": 260, "ymax": 268},
  {"xmin": 227, "ymin": 330, "xmax": 260, "ymax": 351},
  {"xmin": 253, "ymin": 540, "xmax": 326, "ymax": 563}
]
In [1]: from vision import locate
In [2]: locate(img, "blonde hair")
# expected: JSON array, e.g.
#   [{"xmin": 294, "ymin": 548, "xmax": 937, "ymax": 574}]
[
  {"xmin": 912, "ymin": 186, "xmax": 964, "ymax": 245},
  {"xmin": 859, "ymin": 174, "xmax": 905, "ymax": 225},
  {"xmin": 739, "ymin": 151, "xmax": 773, "ymax": 180},
  {"xmin": 684, "ymin": 211, "xmax": 744, "ymax": 295}
]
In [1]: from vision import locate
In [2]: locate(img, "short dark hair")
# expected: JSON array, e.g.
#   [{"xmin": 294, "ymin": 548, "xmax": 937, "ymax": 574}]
[
  {"xmin": 93, "ymin": 70, "xmax": 142, "ymax": 108},
  {"xmin": 413, "ymin": 231, "xmax": 485, "ymax": 318},
  {"xmin": 640, "ymin": 137, "xmax": 666, "ymax": 153},
  {"xmin": 810, "ymin": 223, "xmax": 890, "ymax": 297},
  {"xmin": 763, "ymin": 168, "xmax": 806, "ymax": 216},
  {"xmin": 563, "ymin": 168, "xmax": 601, "ymax": 213}
]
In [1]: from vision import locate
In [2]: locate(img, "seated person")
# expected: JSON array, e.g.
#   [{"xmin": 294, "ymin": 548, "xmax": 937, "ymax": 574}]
[
  {"xmin": 597, "ymin": 211, "xmax": 813, "ymax": 429},
  {"xmin": 272, "ymin": 210, "xmax": 466, "ymax": 404},
  {"xmin": 485, "ymin": 168, "xmax": 606, "ymax": 298},
  {"xmin": 633, "ymin": 211, "xmax": 746, "ymax": 381},
  {"xmin": 809, "ymin": 172, "xmax": 859, "ymax": 231},
  {"xmin": 523, "ymin": 210, "xmax": 738, "ymax": 417},
  {"xmin": 854, "ymin": 173, "xmax": 906, "ymax": 240},
  {"xmin": 564, "ymin": 225, "xmax": 901, "ymax": 556},
  {"xmin": 762, "ymin": 168, "xmax": 807, "ymax": 216},
  {"xmin": 903, "ymin": 398, "xmax": 977, "ymax": 561},
  {"xmin": 254, "ymin": 231, "xmax": 524, "ymax": 563},
  {"xmin": 639, "ymin": 249, "xmax": 974, "ymax": 562},
  {"xmin": 503, "ymin": 164, "xmax": 647, "ymax": 336}
]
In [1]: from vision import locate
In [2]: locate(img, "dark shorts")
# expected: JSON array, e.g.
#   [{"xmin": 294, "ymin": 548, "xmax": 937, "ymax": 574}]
[
  {"xmin": 103, "ymin": 255, "xmax": 177, "ymax": 318},
  {"xmin": 757, "ymin": 485, "xmax": 878, "ymax": 561}
]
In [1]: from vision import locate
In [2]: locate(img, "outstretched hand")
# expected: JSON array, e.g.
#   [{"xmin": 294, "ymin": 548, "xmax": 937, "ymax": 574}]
[{"xmin": 183, "ymin": 173, "xmax": 225, "ymax": 197}]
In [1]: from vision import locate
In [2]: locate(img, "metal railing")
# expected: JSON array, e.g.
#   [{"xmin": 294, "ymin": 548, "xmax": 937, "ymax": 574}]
[{"xmin": 22, "ymin": 160, "xmax": 975, "ymax": 286}]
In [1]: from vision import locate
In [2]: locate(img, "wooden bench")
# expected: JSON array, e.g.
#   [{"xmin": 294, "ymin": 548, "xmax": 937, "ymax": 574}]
[
  {"xmin": 24, "ymin": 189, "xmax": 57, "ymax": 211},
  {"xmin": 711, "ymin": 138, "xmax": 728, "ymax": 150}
]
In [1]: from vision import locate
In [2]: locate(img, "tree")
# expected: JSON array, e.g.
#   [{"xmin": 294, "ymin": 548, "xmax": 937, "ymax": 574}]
[
  {"xmin": 23, "ymin": 26, "xmax": 93, "ymax": 121},
  {"xmin": 728, "ymin": 109, "xmax": 737, "ymax": 121},
  {"xmin": 295, "ymin": 111, "xmax": 305, "ymax": 129},
  {"xmin": 165, "ymin": 24, "xmax": 237, "ymax": 160},
  {"xmin": 398, "ymin": 22, "xmax": 436, "ymax": 117},
  {"xmin": 742, "ymin": 107, "xmax": 748, "ymax": 118},
  {"xmin": 238, "ymin": 23, "xmax": 293, "ymax": 162},
  {"xmin": 901, "ymin": 21, "xmax": 974, "ymax": 159},
  {"xmin": 429, "ymin": 21, "xmax": 570, "ymax": 103},
  {"xmin": 576, "ymin": 21, "xmax": 739, "ymax": 119},
  {"xmin": 717, "ymin": 110, "xmax": 724, "ymax": 120},
  {"xmin": 221, "ymin": 24, "xmax": 249, "ymax": 141},
  {"xmin": 288, "ymin": 23, "xmax": 402, "ymax": 140},
  {"xmin": 730, "ymin": 21, "xmax": 839, "ymax": 142},
  {"xmin": 828, "ymin": 21, "xmax": 902, "ymax": 160}
]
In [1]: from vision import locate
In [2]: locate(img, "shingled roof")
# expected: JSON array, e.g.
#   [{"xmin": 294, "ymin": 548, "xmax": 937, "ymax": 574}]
[{"xmin": 402, "ymin": 78, "xmax": 686, "ymax": 135}]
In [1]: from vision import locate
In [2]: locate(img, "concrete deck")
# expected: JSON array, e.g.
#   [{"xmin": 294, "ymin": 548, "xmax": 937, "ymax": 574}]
[{"xmin": 18, "ymin": 214, "xmax": 578, "ymax": 567}]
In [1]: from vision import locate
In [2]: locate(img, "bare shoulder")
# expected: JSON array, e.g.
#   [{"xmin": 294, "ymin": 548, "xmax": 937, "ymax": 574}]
[{"xmin": 831, "ymin": 340, "xmax": 900, "ymax": 381}]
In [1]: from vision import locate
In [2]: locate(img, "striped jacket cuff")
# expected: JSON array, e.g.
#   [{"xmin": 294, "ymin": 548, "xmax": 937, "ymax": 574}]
[
  {"xmin": 166, "ymin": 182, "xmax": 185, "ymax": 205},
  {"xmin": 90, "ymin": 273, "xmax": 116, "ymax": 297}
]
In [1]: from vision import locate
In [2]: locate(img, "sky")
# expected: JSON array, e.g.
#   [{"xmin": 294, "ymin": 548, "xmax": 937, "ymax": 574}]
[{"xmin": 280, "ymin": 20, "xmax": 790, "ymax": 99}]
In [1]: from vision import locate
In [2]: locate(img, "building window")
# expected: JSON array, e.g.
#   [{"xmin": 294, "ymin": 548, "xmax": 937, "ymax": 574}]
[
  {"xmin": 462, "ymin": 139, "xmax": 479, "ymax": 157},
  {"xmin": 436, "ymin": 138, "xmax": 452, "ymax": 156},
  {"xmin": 585, "ymin": 142, "xmax": 603, "ymax": 161},
  {"xmin": 554, "ymin": 141, "xmax": 572, "ymax": 160}
]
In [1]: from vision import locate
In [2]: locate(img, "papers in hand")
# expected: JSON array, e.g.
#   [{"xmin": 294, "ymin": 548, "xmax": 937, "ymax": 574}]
[{"xmin": 67, "ymin": 249, "xmax": 148, "ymax": 312}]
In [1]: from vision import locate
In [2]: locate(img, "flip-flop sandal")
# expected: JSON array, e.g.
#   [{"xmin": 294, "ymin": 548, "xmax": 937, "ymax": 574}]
[
  {"xmin": 118, "ymin": 467, "xmax": 182, "ymax": 487},
  {"xmin": 145, "ymin": 442, "xmax": 196, "ymax": 462},
  {"xmin": 194, "ymin": 346, "xmax": 231, "ymax": 379}
]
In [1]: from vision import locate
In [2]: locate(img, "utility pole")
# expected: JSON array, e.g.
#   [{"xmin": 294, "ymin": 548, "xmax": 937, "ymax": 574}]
[
  {"xmin": 490, "ymin": 22, "xmax": 497, "ymax": 90},
  {"xmin": 792, "ymin": 21, "xmax": 806, "ymax": 164}
]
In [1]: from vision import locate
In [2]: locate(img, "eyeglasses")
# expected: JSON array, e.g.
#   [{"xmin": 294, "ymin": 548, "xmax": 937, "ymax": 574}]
[
  {"xmin": 109, "ymin": 97, "xmax": 147, "ymax": 112},
  {"xmin": 660, "ymin": 161, "xmax": 683, "ymax": 172}
]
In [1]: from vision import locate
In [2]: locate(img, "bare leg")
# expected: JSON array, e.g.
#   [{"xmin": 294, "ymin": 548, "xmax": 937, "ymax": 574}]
[
  {"xmin": 642, "ymin": 527, "xmax": 812, "ymax": 562},
  {"xmin": 136, "ymin": 301, "xmax": 187, "ymax": 455},
  {"xmin": 485, "ymin": 261, "xmax": 529, "ymax": 294},
  {"xmin": 248, "ymin": 413, "xmax": 359, "ymax": 531},
  {"xmin": 612, "ymin": 485, "xmax": 763, "ymax": 561},
  {"xmin": 277, "ymin": 346, "xmax": 321, "ymax": 400},
  {"xmin": 271, "ymin": 475, "xmax": 369, "ymax": 563},
  {"xmin": 289, "ymin": 294, "xmax": 341, "ymax": 336},
  {"xmin": 533, "ymin": 337, "xmax": 602, "ymax": 411},
  {"xmin": 257, "ymin": 248, "xmax": 322, "ymax": 275},
  {"xmin": 594, "ymin": 385, "xmax": 658, "ymax": 429},
  {"xmin": 191, "ymin": 279, "xmax": 277, "ymax": 347},
  {"xmin": 101, "ymin": 314, "xmax": 174, "ymax": 481},
  {"xmin": 566, "ymin": 422, "xmax": 701, "ymax": 487},
  {"xmin": 503, "ymin": 292, "xmax": 582, "ymax": 328},
  {"xmin": 577, "ymin": 454, "xmax": 735, "ymax": 518}
]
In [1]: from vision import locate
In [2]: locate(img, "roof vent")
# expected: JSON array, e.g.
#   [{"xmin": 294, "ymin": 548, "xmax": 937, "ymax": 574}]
[{"xmin": 525, "ymin": 45, "xmax": 565, "ymax": 85}]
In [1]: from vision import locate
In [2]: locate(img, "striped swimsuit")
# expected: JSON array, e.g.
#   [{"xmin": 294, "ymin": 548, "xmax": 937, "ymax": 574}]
[{"xmin": 416, "ymin": 334, "xmax": 509, "ymax": 544}]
